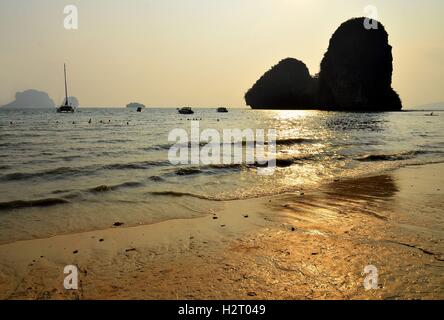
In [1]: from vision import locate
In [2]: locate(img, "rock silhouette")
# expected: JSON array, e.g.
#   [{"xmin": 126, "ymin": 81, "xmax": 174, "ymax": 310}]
[
  {"xmin": 245, "ymin": 58, "xmax": 316, "ymax": 109},
  {"xmin": 318, "ymin": 17, "xmax": 402, "ymax": 111},
  {"xmin": 245, "ymin": 17, "xmax": 402, "ymax": 112},
  {"xmin": 126, "ymin": 102, "xmax": 146, "ymax": 109},
  {"xmin": 3, "ymin": 89, "xmax": 56, "ymax": 108},
  {"xmin": 62, "ymin": 96, "xmax": 80, "ymax": 108}
]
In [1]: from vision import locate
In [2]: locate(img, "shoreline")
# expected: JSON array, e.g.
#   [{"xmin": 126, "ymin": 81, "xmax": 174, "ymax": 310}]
[
  {"xmin": 1, "ymin": 158, "xmax": 443, "ymax": 246},
  {"xmin": 0, "ymin": 162, "xmax": 443, "ymax": 299}
]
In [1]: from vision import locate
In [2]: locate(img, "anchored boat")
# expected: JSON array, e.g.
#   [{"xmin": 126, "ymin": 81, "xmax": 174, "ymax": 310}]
[
  {"xmin": 178, "ymin": 107, "xmax": 194, "ymax": 114},
  {"xmin": 57, "ymin": 64, "xmax": 75, "ymax": 113}
]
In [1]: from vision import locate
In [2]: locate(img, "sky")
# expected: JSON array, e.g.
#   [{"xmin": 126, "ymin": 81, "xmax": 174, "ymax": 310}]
[{"xmin": 0, "ymin": 0, "xmax": 443, "ymax": 108}]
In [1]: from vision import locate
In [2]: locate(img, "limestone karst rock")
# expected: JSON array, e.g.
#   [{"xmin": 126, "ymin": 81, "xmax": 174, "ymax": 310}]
[
  {"xmin": 245, "ymin": 58, "xmax": 316, "ymax": 109},
  {"xmin": 3, "ymin": 89, "xmax": 56, "ymax": 108},
  {"xmin": 318, "ymin": 17, "xmax": 402, "ymax": 111},
  {"xmin": 245, "ymin": 17, "xmax": 402, "ymax": 111},
  {"xmin": 63, "ymin": 96, "xmax": 80, "ymax": 108}
]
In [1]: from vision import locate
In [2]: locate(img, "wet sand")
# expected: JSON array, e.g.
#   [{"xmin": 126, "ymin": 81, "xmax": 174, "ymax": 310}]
[{"xmin": 0, "ymin": 163, "xmax": 443, "ymax": 300}]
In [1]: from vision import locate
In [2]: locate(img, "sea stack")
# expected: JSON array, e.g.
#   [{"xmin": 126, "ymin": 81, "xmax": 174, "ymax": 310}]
[
  {"xmin": 245, "ymin": 17, "xmax": 402, "ymax": 111},
  {"xmin": 318, "ymin": 17, "xmax": 402, "ymax": 111},
  {"xmin": 245, "ymin": 58, "xmax": 316, "ymax": 109}
]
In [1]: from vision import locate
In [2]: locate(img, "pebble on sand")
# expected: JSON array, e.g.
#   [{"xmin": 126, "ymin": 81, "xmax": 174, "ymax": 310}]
[{"xmin": 113, "ymin": 222, "xmax": 124, "ymax": 227}]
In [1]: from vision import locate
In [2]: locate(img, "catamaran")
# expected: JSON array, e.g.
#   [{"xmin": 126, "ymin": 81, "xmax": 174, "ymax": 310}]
[{"xmin": 57, "ymin": 64, "xmax": 75, "ymax": 113}]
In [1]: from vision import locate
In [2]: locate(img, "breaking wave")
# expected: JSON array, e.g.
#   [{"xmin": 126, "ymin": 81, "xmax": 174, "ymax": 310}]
[
  {"xmin": 355, "ymin": 150, "xmax": 436, "ymax": 162},
  {"xmin": 88, "ymin": 181, "xmax": 144, "ymax": 193},
  {"xmin": 144, "ymin": 137, "xmax": 316, "ymax": 151},
  {"xmin": 0, "ymin": 160, "xmax": 171, "ymax": 182},
  {"xmin": 147, "ymin": 191, "xmax": 218, "ymax": 201},
  {"xmin": 0, "ymin": 198, "xmax": 70, "ymax": 211}
]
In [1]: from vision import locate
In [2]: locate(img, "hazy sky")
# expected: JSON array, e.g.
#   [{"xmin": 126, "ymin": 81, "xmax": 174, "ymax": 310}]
[{"xmin": 0, "ymin": 0, "xmax": 443, "ymax": 108}]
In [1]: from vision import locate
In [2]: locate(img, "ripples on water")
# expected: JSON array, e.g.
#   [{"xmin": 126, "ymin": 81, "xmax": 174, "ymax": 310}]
[{"xmin": 0, "ymin": 108, "xmax": 443, "ymax": 242}]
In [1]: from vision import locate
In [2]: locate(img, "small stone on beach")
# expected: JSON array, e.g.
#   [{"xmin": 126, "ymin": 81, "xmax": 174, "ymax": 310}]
[
  {"xmin": 73, "ymin": 250, "xmax": 78, "ymax": 254},
  {"xmin": 113, "ymin": 222, "xmax": 124, "ymax": 227}
]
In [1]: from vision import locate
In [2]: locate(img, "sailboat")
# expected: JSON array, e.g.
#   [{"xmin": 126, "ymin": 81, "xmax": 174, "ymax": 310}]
[{"xmin": 57, "ymin": 64, "xmax": 75, "ymax": 113}]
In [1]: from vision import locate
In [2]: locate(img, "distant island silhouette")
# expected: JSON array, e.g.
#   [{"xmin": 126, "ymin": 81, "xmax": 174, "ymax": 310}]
[
  {"xmin": 126, "ymin": 102, "xmax": 146, "ymax": 109},
  {"xmin": 3, "ymin": 89, "xmax": 56, "ymax": 108},
  {"xmin": 62, "ymin": 96, "xmax": 80, "ymax": 109},
  {"xmin": 412, "ymin": 102, "xmax": 444, "ymax": 111},
  {"xmin": 2, "ymin": 89, "xmax": 80, "ymax": 109},
  {"xmin": 245, "ymin": 17, "xmax": 403, "ymax": 111}
]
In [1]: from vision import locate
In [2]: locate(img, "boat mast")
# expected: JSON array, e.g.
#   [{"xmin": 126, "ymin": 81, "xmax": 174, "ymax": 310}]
[{"xmin": 64, "ymin": 63, "xmax": 69, "ymax": 106}]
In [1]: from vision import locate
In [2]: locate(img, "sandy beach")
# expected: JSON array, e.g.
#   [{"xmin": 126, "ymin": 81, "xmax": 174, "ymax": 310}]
[{"xmin": 0, "ymin": 162, "xmax": 443, "ymax": 300}]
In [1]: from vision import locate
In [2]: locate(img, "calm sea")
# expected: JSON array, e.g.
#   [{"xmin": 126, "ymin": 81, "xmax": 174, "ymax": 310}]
[{"xmin": 0, "ymin": 108, "xmax": 443, "ymax": 242}]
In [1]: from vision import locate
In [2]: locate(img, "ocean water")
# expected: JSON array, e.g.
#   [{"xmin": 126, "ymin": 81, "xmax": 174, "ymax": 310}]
[{"xmin": 0, "ymin": 108, "xmax": 443, "ymax": 243}]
